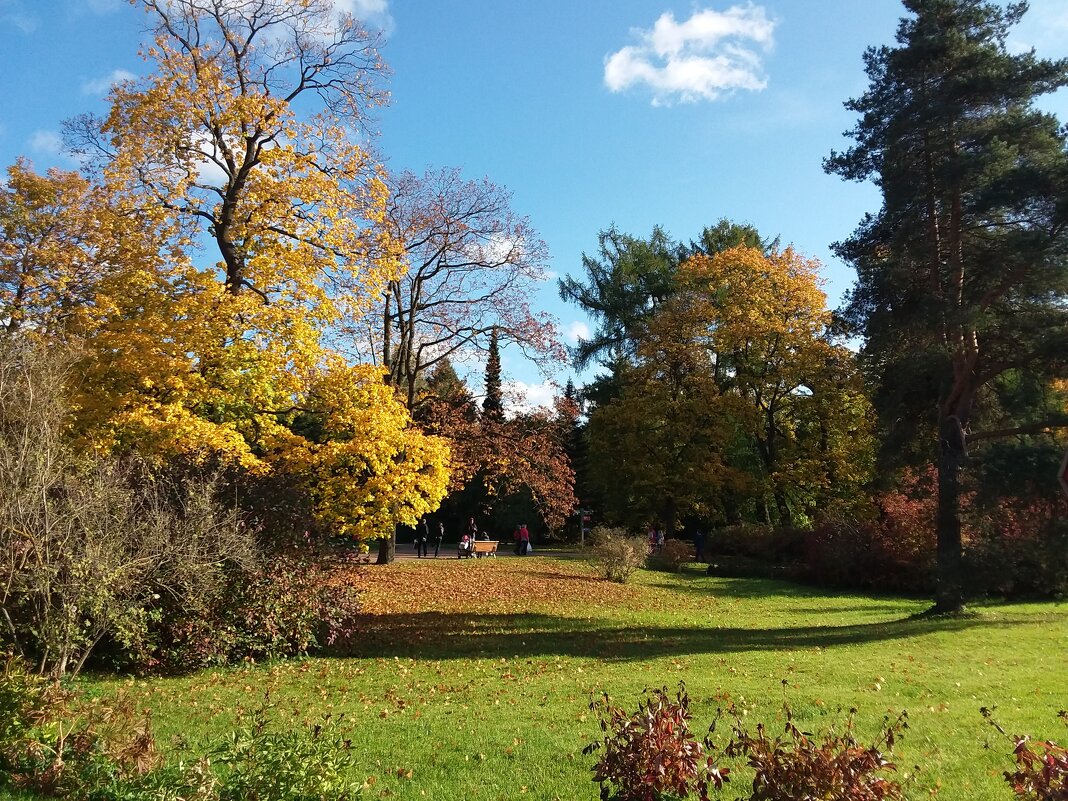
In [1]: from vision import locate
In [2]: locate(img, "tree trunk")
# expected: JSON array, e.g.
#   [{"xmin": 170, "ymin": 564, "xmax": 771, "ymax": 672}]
[
  {"xmin": 376, "ymin": 528, "xmax": 397, "ymax": 565},
  {"xmin": 662, "ymin": 497, "xmax": 677, "ymax": 540},
  {"xmin": 774, "ymin": 488, "xmax": 792, "ymax": 528},
  {"xmin": 933, "ymin": 415, "xmax": 966, "ymax": 613}
]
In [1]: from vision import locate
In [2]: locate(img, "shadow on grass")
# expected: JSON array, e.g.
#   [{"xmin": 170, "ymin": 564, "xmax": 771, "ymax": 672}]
[{"xmin": 334, "ymin": 608, "xmax": 1027, "ymax": 663}]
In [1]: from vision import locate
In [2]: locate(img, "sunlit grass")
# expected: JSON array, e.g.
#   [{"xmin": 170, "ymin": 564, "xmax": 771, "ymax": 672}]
[{"xmin": 68, "ymin": 557, "xmax": 1068, "ymax": 800}]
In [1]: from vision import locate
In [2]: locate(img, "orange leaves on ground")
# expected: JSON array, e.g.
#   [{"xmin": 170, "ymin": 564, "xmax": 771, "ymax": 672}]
[{"xmin": 346, "ymin": 558, "xmax": 639, "ymax": 616}]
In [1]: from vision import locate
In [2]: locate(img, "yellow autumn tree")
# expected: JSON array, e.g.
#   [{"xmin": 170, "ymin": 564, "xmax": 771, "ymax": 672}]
[
  {"xmin": 277, "ymin": 363, "xmax": 451, "ymax": 542},
  {"xmin": 680, "ymin": 246, "xmax": 874, "ymax": 525},
  {"xmin": 585, "ymin": 302, "xmax": 750, "ymax": 534},
  {"xmin": 0, "ymin": 160, "xmax": 106, "ymax": 337},
  {"xmin": 588, "ymin": 244, "xmax": 873, "ymax": 531},
  {"xmin": 1, "ymin": 2, "xmax": 453, "ymax": 544},
  {"xmin": 57, "ymin": 0, "xmax": 401, "ymax": 470}
]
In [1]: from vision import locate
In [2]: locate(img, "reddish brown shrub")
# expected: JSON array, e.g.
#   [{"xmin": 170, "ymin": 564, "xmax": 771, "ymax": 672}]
[
  {"xmin": 722, "ymin": 700, "xmax": 909, "ymax": 801},
  {"xmin": 584, "ymin": 684, "xmax": 728, "ymax": 801}
]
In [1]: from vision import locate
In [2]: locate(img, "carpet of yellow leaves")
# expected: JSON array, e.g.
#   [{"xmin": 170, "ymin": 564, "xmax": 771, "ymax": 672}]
[{"xmin": 345, "ymin": 557, "xmax": 641, "ymax": 616}]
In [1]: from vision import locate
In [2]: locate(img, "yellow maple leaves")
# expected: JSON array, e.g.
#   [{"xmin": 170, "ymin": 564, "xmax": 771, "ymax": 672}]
[
  {"xmin": 1, "ymin": 2, "xmax": 449, "ymax": 541},
  {"xmin": 278, "ymin": 364, "xmax": 451, "ymax": 540}
]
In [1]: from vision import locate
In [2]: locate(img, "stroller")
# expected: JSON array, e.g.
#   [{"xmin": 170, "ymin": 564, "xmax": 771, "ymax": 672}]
[{"xmin": 457, "ymin": 534, "xmax": 474, "ymax": 559}]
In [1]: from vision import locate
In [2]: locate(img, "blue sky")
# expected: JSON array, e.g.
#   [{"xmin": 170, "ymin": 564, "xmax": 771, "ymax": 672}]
[{"xmin": 2, "ymin": 0, "xmax": 1067, "ymax": 407}]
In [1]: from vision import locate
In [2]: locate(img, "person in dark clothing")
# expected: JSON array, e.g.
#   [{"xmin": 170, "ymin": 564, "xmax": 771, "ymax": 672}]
[
  {"xmin": 694, "ymin": 529, "xmax": 705, "ymax": 563},
  {"xmin": 416, "ymin": 519, "xmax": 429, "ymax": 558},
  {"xmin": 434, "ymin": 521, "xmax": 444, "ymax": 557}
]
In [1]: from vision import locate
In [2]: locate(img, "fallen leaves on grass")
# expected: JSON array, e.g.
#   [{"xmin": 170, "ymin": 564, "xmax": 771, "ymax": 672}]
[{"xmin": 344, "ymin": 558, "xmax": 640, "ymax": 616}]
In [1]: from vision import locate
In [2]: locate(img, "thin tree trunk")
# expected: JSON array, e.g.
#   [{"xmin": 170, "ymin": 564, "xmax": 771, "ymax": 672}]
[{"xmin": 774, "ymin": 489, "xmax": 792, "ymax": 528}]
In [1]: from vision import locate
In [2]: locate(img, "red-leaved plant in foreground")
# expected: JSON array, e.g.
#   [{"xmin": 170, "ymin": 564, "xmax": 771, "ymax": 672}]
[
  {"xmin": 984, "ymin": 707, "xmax": 1068, "ymax": 800},
  {"xmin": 583, "ymin": 684, "xmax": 728, "ymax": 801},
  {"xmin": 722, "ymin": 696, "xmax": 909, "ymax": 801}
]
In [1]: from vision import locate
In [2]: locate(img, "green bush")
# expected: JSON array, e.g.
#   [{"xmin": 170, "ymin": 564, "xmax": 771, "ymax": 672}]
[
  {"xmin": 0, "ymin": 656, "xmax": 365, "ymax": 801},
  {"xmin": 209, "ymin": 702, "xmax": 363, "ymax": 801}
]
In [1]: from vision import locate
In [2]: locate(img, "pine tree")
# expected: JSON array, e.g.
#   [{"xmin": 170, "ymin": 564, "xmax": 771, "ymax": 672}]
[
  {"xmin": 825, "ymin": 0, "xmax": 1068, "ymax": 612},
  {"xmin": 483, "ymin": 327, "xmax": 505, "ymax": 422}
]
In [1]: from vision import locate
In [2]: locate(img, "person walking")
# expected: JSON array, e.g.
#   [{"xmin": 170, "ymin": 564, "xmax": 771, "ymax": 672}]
[
  {"xmin": 519, "ymin": 523, "xmax": 530, "ymax": 556},
  {"xmin": 416, "ymin": 518, "xmax": 429, "ymax": 558},
  {"xmin": 434, "ymin": 521, "xmax": 444, "ymax": 558}
]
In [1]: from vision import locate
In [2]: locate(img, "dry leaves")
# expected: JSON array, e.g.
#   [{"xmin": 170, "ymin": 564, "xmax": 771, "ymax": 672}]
[{"xmin": 345, "ymin": 557, "xmax": 640, "ymax": 616}]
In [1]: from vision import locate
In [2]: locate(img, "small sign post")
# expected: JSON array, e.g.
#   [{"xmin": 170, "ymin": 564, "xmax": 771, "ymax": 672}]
[{"xmin": 577, "ymin": 509, "xmax": 592, "ymax": 549}]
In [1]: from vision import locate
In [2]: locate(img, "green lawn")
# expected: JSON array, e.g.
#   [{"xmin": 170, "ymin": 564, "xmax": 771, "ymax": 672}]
[{"xmin": 58, "ymin": 557, "xmax": 1068, "ymax": 799}]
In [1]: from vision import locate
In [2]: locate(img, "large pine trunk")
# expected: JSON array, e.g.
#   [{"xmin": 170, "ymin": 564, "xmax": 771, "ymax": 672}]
[{"xmin": 934, "ymin": 415, "xmax": 966, "ymax": 613}]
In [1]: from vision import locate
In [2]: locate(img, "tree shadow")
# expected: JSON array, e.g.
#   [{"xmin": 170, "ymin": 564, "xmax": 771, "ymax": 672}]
[{"xmin": 333, "ymin": 608, "xmax": 1025, "ymax": 663}]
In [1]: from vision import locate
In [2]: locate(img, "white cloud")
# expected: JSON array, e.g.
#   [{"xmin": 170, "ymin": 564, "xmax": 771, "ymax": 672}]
[
  {"xmin": 503, "ymin": 380, "xmax": 557, "ymax": 416},
  {"xmin": 188, "ymin": 130, "xmax": 231, "ymax": 186},
  {"xmin": 81, "ymin": 69, "xmax": 136, "ymax": 95},
  {"xmin": 335, "ymin": 0, "xmax": 387, "ymax": 16},
  {"xmin": 29, "ymin": 130, "xmax": 63, "ymax": 156},
  {"xmin": 564, "ymin": 321, "xmax": 590, "ymax": 344},
  {"xmin": 333, "ymin": 0, "xmax": 392, "ymax": 32},
  {"xmin": 604, "ymin": 4, "xmax": 776, "ymax": 105}
]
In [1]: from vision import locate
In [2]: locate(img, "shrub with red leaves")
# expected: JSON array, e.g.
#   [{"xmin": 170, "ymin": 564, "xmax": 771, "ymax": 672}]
[
  {"xmin": 986, "ymin": 708, "xmax": 1068, "ymax": 800},
  {"xmin": 583, "ymin": 684, "xmax": 728, "ymax": 801},
  {"xmin": 722, "ymin": 700, "xmax": 909, "ymax": 801}
]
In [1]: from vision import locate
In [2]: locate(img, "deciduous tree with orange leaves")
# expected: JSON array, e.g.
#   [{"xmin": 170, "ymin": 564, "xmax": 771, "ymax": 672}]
[{"xmin": 586, "ymin": 244, "xmax": 872, "ymax": 532}]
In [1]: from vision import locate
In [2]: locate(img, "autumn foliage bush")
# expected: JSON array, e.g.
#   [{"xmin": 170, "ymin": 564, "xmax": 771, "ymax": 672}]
[
  {"xmin": 584, "ymin": 684, "xmax": 912, "ymax": 801},
  {"xmin": 0, "ymin": 656, "xmax": 158, "ymax": 798},
  {"xmin": 965, "ymin": 503, "xmax": 1068, "ymax": 599},
  {"xmin": 806, "ymin": 468, "xmax": 938, "ymax": 594},
  {"xmin": 721, "ymin": 702, "xmax": 909, "ymax": 801},
  {"xmin": 985, "ymin": 708, "xmax": 1068, "ymax": 800},
  {"xmin": 147, "ymin": 545, "xmax": 363, "ymax": 673},
  {"xmin": 590, "ymin": 527, "xmax": 648, "ymax": 583},
  {"xmin": 647, "ymin": 538, "xmax": 693, "ymax": 573},
  {"xmin": 807, "ymin": 463, "xmax": 1068, "ymax": 599},
  {"xmin": 0, "ymin": 656, "xmax": 365, "ymax": 801},
  {"xmin": 584, "ymin": 685, "xmax": 728, "ymax": 801}
]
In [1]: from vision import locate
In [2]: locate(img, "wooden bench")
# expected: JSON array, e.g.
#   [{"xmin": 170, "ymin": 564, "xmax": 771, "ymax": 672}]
[
  {"xmin": 474, "ymin": 540, "xmax": 498, "ymax": 557},
  {"xmin": 459, "ymin": 540, "xmax": 499, "ymax": 558}
]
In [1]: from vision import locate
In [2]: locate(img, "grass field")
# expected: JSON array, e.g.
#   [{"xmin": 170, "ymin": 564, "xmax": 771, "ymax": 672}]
[{"xmin": 65, "ymin": 556, "xmax": 1068, "ymax": 800}]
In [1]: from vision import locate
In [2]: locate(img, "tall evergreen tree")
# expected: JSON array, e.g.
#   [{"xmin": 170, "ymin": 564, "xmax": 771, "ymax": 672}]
[
  {"xmin": 825, "ymin": 0, "xmax": 1068, "ymax": 612},
  {"xmin": 558, "ymin": 225, "xmax": 678, "ymax": 372},
  {"xmin": 483, "ymin": 327, "xmax": 505, "ymax": 422}
]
